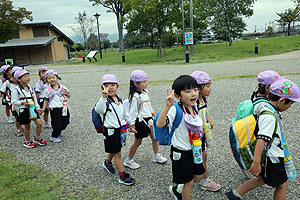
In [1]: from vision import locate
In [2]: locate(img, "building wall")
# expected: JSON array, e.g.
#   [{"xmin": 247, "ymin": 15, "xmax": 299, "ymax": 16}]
[
  {"xmin": 18, "ymin": 27, "xmax": 34, "ymax": 39},
  {"xmin": 49, "ymin": 29, "xmax": 71, "ymax": 62}
]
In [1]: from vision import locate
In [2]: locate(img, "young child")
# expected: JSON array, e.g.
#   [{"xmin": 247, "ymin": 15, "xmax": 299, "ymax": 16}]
[
  {"xmin": 95, "ymin": 74, "xmax": 136, "ymax": 185},
  {"xmin": 41, "ymin": 70, "xmax": 70, "ymax": 143},
  {"xmin": 11, "ymin": 69, "xmax": 46, "ymax": 148},
  {"xmin": 0, "ymin": 65, "xmax": 14, "ymax": 124},
  {"xmin": 35, "ymin": 66, "xmax": 51, "ymax": 128},
  {"xmin": 226, "ymin": 78, "xmax": 300, "ymax": 200},
  {"xmin": 0, "ymin": 67, "xmax": 24, "ymax": 136},
  {"xmin": 156, "ymin": 75, "xmax": 205, "ymax": 200},
  {"xmin": 123, "ymin": 70, "xmax": 167, "ymax": 169},
  {"xmin": 191, "ymin": 71, "xmax": 221, "ymax": 192}
]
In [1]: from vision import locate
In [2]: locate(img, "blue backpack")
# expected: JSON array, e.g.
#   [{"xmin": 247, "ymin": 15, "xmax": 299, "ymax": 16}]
[
  {"xmin": 92, "ymin": 97, "xmax": 122, "ymax": 133},
  {"xmin": 154, "ymin": 103, "xmax": 183, "ymax": 145}
]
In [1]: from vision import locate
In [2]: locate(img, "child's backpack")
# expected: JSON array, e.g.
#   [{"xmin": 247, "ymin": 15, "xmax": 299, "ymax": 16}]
[
  {"xmin": 153, "ymin": 102, "xmax": 183, "ymax": 145},
  {"xmin": 92, "ymin": 97, "xmax": 122, "ymax": 133},
  {"xmin": 232, "ymin": 96, "xmax": 268, "ymax": 123},
  {"xmin": 229, "ymin": 103, "xmax": 278, "ymax": 170},
  {"xmin": 47, "ymin": 84, "xmax": 65, "ymax": 106}
]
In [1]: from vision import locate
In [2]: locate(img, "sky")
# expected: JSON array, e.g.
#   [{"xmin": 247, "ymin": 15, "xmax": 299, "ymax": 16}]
[{"xmin": 13, "ymin": 0, "xmax": 295, "ymax": 39}]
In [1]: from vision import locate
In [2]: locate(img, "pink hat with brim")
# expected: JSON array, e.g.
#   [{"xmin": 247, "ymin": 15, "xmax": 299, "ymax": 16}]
[
  {"xmin": 130, "ymin": 70, "xmax": 148, "ymax": 82},
  {"xmin": 0, "ymin": 65, "xmax": 10, "ymax": 73},
  {"xmin": 45, "ymin": 69, "xmax": 58, "ymax": 78},
  {"xmin": 11, "ymin": 67, "xmax": 22, "ymax": 74},
  {"xmin": 270, "ymin": 79, "xmax": 300, "ymax": 103},
  {"xmin": 101, "ymin": 74, "xmax": 118, "ymax": 84},
  {"xmin": 38, "ymin": 66, "xmax": 48, "ymax": 73},
  {"xmin": 14, "ymin": 69, "xmax": 29, "ymax": 79},
  {"xmin": 257, "ymin": 70, "xmax": 282, "ymax": 85},
  {"xmin": 191, "ymin": 71, "xmax": 212, "ymax": 85}
]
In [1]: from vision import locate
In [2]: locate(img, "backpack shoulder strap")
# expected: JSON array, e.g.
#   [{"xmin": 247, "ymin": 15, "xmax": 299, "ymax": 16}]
[
  {"xmin": 252, "ymin": 96, "xmax": 268, "ymax": 105},
  {"xmin": 173, "ymin": 103, "xmax": 183, "ymax": 130}
]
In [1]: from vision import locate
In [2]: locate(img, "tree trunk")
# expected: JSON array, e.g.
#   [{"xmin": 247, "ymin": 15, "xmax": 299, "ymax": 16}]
[
  {"xmin": 158, "ymin": 29, "xmax": 162, "ymax": 57},
  {"xmin": 117, "ymin": 20, "xmax": 124, "ymax": 52},
  {"xmin": 288, "ymin": 22, "xmax": 291, "ymax": 36},
  {"xmin": 151, "ymin": 31, "xmax": 154, "ymax": 49}
]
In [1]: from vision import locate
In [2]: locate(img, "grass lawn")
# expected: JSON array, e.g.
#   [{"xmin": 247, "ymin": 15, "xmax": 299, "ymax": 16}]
[
  {"xmin": 0, "ymin": 150, "xmax": 106, "ymax": 200},
  {"xmin": 62, "ymin": 35, "xmax": 300, "ymax": 65}
]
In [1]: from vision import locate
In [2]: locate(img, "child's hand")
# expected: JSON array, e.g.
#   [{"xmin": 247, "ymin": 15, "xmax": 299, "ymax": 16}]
[
  {"xmin": 63, "ymin": 89, "xmax": 68, "ymax": 96},
  {"xmin": 22, "ymin": 102, "xmax": 30, "ymax": 106},
  {"xmin": 102, "ymin": 85, "xmax": 109, "ymax": 98},
  {"xmin": 128, "ymin": 125, "xmax": 137, "ymax": 134},
  {"xmin": 209, "ymin": 121, "xmax": 214, "ymax": 129},
  {"xmin": 166, "ymin": 88, "xmax": 175, "ymax": 107},
  {"xmin": 249, "ymin": 161, "xmax": 261, "ymax": 177},
  {"xmin": 151, "ymin": 111, "xmax": 156, "ymax": 117},
  {"xmin": 37, "ymin": 109, "xmax": 43, "ymax": 115}
]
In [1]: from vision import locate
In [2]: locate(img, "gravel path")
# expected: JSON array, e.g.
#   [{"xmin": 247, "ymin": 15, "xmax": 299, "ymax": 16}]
[{"xmin": 1, "ymin": 51, "xmax": 300, "ymax": 199}]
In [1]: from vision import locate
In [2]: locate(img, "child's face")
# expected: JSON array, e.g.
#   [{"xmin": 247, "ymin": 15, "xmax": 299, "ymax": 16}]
[
  {"xmin": 39, "ymin": 70, "xmax": 47, "ymax": 79},
  {"xmin": 6, "ymin": 69, "xmax": 12, "ymax": 78},
  {"xmin": 18, "ymin": 74, "xmax": 30, "ymax": 84},
  {"xmin": 46, "ymin": 75, "xmax": 58, "ymax": 86},
  {"xmin": 278, "ymin": 98, "xmax": 294, "ymax": 112},
  {"xmin": 199, "ymin": 83, "xmax": 212, "ymax": 97},
  {"xmin": 103, "ymin": 83, "xmax": 119, "ymax": 97},
  {"xmin": 135, "ymin": 80, "xmax": 148, "ymax": 90},
  {"xmin": 176, "ymin": 87, "xmax": 198, "ymax": 107}
]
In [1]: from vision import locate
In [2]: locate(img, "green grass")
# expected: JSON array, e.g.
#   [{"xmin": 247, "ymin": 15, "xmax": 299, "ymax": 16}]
[
  {"xmin": 61, "ymin": 35, "xmax": 300, "ymax": 65},
  {"xmin": 0, "ymin": 150, "xmax": 108, "ymax": 200}
]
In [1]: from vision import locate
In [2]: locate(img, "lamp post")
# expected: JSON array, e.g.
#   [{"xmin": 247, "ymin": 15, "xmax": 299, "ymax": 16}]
[{"xmin": 93, "ymin": 13, "xmax": 102, "ymax": 59}]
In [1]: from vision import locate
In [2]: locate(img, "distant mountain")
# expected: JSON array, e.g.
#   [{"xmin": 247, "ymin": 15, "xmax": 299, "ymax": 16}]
[{"xmin": 70, "ymin": 33, "xmax": 119, "ymax": 44}]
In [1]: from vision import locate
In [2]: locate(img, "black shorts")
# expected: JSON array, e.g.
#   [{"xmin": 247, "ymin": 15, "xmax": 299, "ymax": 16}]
[
  {"xmin": 261, "ymin": 157, "xmax": 287, "ymax": 187},
  {"xmin": 170, "ymin": 146, "xmax": 205, "ymax": 184},
  {"xmin": 201, "ymin": 135, "xmax": 206, "ymax": 152},
  {"xmin": 18, "ymin": 107, "xmax": 40, "ymax": 125},
  {"xmin": 135, "ymin": 117, "xmax": 152, "ymax": 138},
  {"xmin": 103, "ymin": 128, "xmax": 122, "ymax": 154},
  {"xmin": 38, "ymin": 100, "xmax": 49, "ymax": 112},
  {"xmin": 2, "ymin": 99, "xmax": 8, "ymax": 105}
]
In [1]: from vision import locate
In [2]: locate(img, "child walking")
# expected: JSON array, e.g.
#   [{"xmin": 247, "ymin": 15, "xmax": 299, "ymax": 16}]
[
  {"xmin": 0, "ymin": 67, "xmax": 23, "ymax": 136},
  {"xmin": 41, "ymin": 70, "xmax": 70, "ymax": 143},
  {"xmin": 191, "ymin": 71, "xmax": 221, "ymax": 192},
  {"xmin": 35, "ymin": 66, "xmax": 51, "ymax": 128},
  {"xmin": 156, "ymin": 75, "xmax": 205, "ymax": 200},
  {"xmin": 0, "ymin": 65, "xmax": 14, "ymax": 124},
  {"xmin": 124, "ymin": 70, "xmax": 167, "ymax": 169},
  {"xmin": 95, "ymin": 74, "xmax": 136, "ymax": 185},
  {"xmin": 11, "ymin": 69, "xmax": 46, "ymax": 148},
  {"xmin": 226, "ymin": 78, "xmax": 300, "ymax": 200}
]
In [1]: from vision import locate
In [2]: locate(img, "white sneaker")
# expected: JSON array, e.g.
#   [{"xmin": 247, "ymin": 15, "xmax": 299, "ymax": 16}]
[
  {"xmin": 50, "ymin": 136, "xmax": 61, "ymax": 143},
  {"xmin": 123, "ymin": 159, "xmax": 140, "ymax": 169},
  {"xmin": 153, "ymin": 154, "xmax": 167, "ymax": 163}
]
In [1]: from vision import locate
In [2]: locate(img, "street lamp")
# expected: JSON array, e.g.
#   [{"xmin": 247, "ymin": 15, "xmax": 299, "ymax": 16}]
[{"xmin": 93, "ymin": 13, "xmax": 102, "ymax": 59}]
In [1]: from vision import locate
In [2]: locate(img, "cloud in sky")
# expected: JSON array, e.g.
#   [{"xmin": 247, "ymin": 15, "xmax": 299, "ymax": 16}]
[{"xmin": 13, "ymin": 0, "xmax": 295, "ymax": 38}]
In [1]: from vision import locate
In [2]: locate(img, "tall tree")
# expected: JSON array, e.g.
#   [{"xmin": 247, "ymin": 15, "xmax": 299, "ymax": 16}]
[
  {"xmin": 86, "ymin": 33, "xmax": 98, "ymax": 50},
  {"xmin": 0, "ymin": 0, "xmax": 32, "ymax": 43},
  {"xmin": 276, "ymin": 5, "xmax": 300, "ymax": 36},
  {"xmin": 70, "ymin": 11, "xmax": 94, "ymax": 49},
  {"xmin": 207, "ymin": 0, "xmax": 256, "ymax": 46},
  {"xmin": 89, "ymin": 0, "xmax": 129, "ymax": 52}
]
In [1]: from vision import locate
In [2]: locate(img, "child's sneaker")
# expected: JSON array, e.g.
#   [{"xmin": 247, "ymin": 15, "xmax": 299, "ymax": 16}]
[
  {"xmin": 103, "ymin": 160, "xmax": 116, "ymax": 174},
  {"xmin": 50, "ymin": 136, "xmax": 61, "ymax": 143},
  {"xmin": 118, "ymin": 172, "xmax": 135, "ymax": 186},
  {"xmin": 7, "ymin": 117, "xmax": 14, "ymax": 124},
  {"xmin": 33, "ymin": 137, "xmax": 47, "ymax": 146},
  {"xmin": 23, "ymin": 141, "xmax": 36, "ymax": 148},
  {"xmin": 200, "ymin": 178, "xmax": 221, "ymax": 192},
  {"xmin": 123, "ymin": 159, "xmax": 140, "ymax": 169},
  {"xmin": 226, "ymin": 190, "xmax": 241, "ymax": 200},
  {"xmin": 44, "ymin": 122, "xmax": 52, "ymax": 128},
  {"xmin": 168, "ymin": 185, "xmax": 182, "ymax": 200},
  {"xmin": 152, "ymin": 154, "xmax": 167, "ymax": 163},
  {"xmin": 16, "ymin": 129, "xmax": 23, "ymax": 137}
]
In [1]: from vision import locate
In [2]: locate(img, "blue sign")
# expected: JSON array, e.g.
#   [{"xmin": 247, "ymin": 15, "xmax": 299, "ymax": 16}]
[{"xmin": 185, "ymin": 32, "xmax": 193, "ymax": 45}]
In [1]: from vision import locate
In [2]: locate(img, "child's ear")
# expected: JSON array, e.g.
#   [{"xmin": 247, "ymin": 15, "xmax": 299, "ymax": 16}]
[
  {"xmin": 279, "ymin": 98, "xmax": 286, "ymax": 104},
  {"xmin": 134, "ymin": 82, "xmax": 138, "ymax": 87},
  {"xmin": 174, "ymin": 93, "xmax": 181, "ymax": 100}
]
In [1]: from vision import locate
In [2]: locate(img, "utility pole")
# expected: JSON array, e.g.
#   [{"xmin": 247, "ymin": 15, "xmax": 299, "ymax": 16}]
[
  {"xmin": 189, "ymin": 0, "xmax": 194, "ymax": 56},
  {"xmin": 93, "ymin": 13, "xmax": 102, "ymax": 59}
]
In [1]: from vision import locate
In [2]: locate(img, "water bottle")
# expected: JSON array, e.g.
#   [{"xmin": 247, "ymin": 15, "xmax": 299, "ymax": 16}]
[
  {"xmin": 192, "ymin": 139, "xmax": 203, "ymax": 164},
  {"xmin": 29, "ymin": 101, "xmax": 37, "ymax": 120},
  {"xmin": 204, "ymin": 123, "xmax": 212, "ymax": 147},
  {"xmin": 120, "ymin": 132, "xmax": 127, "ymax": 146},
  {"xmin": 62, "ymin": 100, "xmax": 68, "ymax": 116}
]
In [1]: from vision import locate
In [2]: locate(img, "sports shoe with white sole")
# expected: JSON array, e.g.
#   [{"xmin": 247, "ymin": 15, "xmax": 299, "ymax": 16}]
[
  {"xmin": 169, "ymin": 185, "xmax": 182, "ymax": 200},
  {"xmin": 123, "ymin": 159, "xmax": 140, "ymax": 169},
  {"xmin": 200, "ymin": 178, "xmax": 221, "ymax": 191},
  {"xmin": 153, "ymin": 154, "xmax": 167, "ymax": 163}
]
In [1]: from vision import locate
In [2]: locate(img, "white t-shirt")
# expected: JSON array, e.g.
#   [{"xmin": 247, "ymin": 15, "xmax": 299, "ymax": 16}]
[
  {"xmin": 0, "ymin": 80, "xmax": 17, "ymax": 104},
  {"xmin": 11, "ymin": 84, "xmax": 39, "ymax": 109},
  {"xmin": 43, "ymin": 84, "xmax": 69, "ymax": 108},
  {"xmin": 35, "ymin": 80, "xmax": 48, "ymax": 102},
  {"xmin": 167, "ymin": 105, "xmax": 196, "ymax": 151},
  {"xmin": 257, "ymin": 106, "xmax": 284, "ymax": 163},
  {"xmin": 130, "ymin": 91, "xmax": 153, "ymax": 120}
]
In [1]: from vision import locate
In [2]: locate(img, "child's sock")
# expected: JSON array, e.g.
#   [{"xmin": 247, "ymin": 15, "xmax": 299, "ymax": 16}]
[
  {"xmin": 153, "ymin": 153, "xmax": 158, "ymax": 158},
  {"xmin": 35, "ymin": 136, "xmax": 40, "ymax": 140},
  {"xmin": 119, "ymin": 171, "xmax": 126, "ymax": 178},
  {"xmin": 200, "ymin": 178, "xmax": 209, "ymax": 184},
  {"xmin": 233, "ymin": 190, "xmax": 242, "ymax": 198},
  {"xmin": 126, "ymin": 157, "xmax": 132, "ymax": 162},
  {"xmin": 105, "ymin": 159, "xmax": 111, "ymax": 165},
  {"xmin": 176, "ymin": 184, "xmax": 183, "ymax": 193}
]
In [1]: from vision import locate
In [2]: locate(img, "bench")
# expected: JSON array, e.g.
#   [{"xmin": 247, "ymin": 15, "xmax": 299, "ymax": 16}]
[{"xmin": 86, "ymin": 51, "xmax": 98, "ymax": 62}]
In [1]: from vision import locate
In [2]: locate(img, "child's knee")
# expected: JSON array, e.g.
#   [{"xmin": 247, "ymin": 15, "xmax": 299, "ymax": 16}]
[{"xmin": 35, "ymin": 119, "xmax": 42, "ymax": 127}]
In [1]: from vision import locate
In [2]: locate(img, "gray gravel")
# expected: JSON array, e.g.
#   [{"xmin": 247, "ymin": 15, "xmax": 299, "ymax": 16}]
[{"xmin": 1, "ymin": 51, "xmax": 300, "ymax": 199}]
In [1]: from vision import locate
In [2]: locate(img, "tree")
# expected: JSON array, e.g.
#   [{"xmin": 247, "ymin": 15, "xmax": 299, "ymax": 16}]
[
  {"xmin": 103, "ymin": 39, "xmax": 111, "ymax": 49},
  {"xmin": 89, "ymin": 0, "xmax": 130, "ymax": 53},
  {"xmin": 0, "ymin": 0, "xmax": 32, "ymax": 43},
  {"xmin": 264, "ymin": 26, "xmax": 276, "ymax": 37},
  {"xmin": 70, "ymin": 11, "xmax": 94, "ymax": 49},
  {"xmin": 86, "ymin": 33, "xmax": 98, "ymax": 50},
  {"xmin": 276, "ymin": 6, "xmax": 300, "ymax": 36},
  {"xmin": 207, "ymin": 0, "xmax": 256, "ymax": 46}
]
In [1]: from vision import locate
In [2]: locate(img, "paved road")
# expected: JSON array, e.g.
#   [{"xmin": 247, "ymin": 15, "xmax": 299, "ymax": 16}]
[{"xmin": 1, "ymin": 51, "xmax": 300, "ymax": 199}]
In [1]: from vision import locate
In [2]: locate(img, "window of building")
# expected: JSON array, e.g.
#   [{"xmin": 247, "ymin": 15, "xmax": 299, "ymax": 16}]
[
  {"xmin": 11, "ymin": 30, "xmax": 20, "ymax": 39},
  {"xmin": 58, "ymin": 37, "xmax": 63, "ymax": 42},
  {"xmin": 32, "ymin": 26, "xmax": 49, "ymax": 37}
]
